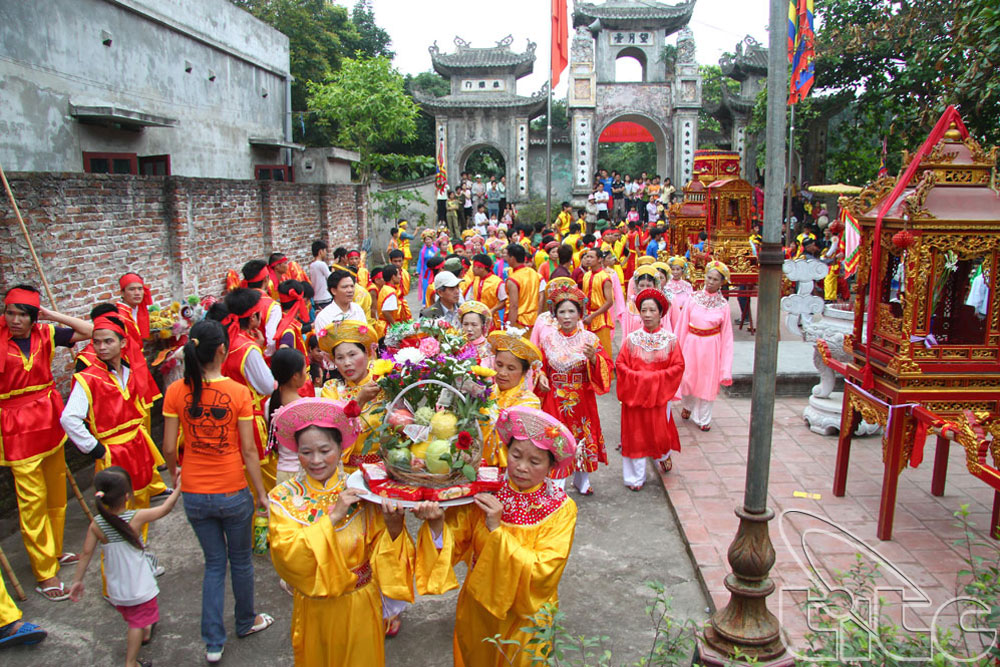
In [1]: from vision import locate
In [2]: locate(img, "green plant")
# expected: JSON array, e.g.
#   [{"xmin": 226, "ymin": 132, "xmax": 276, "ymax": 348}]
[
  {"xmin": 796, "ymin": 505, "xmax": 999, "ymax": 665},
  {"xmin": 483, "ymin": 582, "xmax": 697, "ymax": 666}
]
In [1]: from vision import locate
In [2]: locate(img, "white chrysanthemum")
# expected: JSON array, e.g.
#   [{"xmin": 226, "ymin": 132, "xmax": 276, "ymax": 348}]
[{"xmin": 394, "ymin": 347, "xmax": 426, "ymax": 365}]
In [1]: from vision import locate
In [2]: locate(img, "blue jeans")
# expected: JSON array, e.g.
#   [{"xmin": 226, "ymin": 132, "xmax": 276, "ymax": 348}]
[{"xmin": 183, "ymin": 488, "xmax": 256, "ymax": 650}]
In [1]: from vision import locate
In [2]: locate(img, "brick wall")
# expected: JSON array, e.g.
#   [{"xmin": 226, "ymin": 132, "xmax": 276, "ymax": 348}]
[{"xmin": 0, "ymin": 171, "xmax": 366, "ymax": 314}]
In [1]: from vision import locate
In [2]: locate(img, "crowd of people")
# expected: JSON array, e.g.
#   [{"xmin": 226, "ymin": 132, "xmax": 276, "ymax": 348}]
[{"xmin": 0, "ymin": 173, "xmax": 746, "ymax": 665}]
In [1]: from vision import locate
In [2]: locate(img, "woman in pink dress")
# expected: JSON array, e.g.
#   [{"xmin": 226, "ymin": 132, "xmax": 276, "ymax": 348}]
[
  {"xmin": 536, "ymin": 282, "xmax": 614, "ymax": 495},
  {"xmin": 676, "ymin": 261, "xmax": 734, "ymax": 431},
  {"xmin": 664, "ymin": 256, "xmax": 694, "ymax": 331},
  {"xmin": 618, "ymin": 266, "xmax": 664, "ymax": 341}
]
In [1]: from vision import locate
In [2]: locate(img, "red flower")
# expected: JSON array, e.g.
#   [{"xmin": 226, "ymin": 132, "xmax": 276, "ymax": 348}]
[
  {"xmin": 456, "ymin": 431, "xmax": 472, "ymax": 451},
  {"xmin": 343, "ymin": 400, "xmax": 362, "ymax": 419}
]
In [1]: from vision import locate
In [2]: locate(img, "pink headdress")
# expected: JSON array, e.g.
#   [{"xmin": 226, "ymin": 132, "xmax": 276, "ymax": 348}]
[
  {"xmin": 494, "ymin": 406, "xmax": 577, "ymax": 474},
  {"xmin": 271, "ymin": 397, "xmax": 361, "ymax": 454}
]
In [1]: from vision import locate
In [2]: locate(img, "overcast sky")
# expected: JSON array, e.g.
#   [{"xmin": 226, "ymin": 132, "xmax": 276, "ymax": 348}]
[{"xmin": 335, "ymin": 0, "xmax": 771, "ymax": 95}]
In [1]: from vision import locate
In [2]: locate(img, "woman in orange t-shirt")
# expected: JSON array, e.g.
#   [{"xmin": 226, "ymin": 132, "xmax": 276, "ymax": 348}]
[{"xmin": 162, "ymin": 319, "xmax": 273, "ymax": 662}]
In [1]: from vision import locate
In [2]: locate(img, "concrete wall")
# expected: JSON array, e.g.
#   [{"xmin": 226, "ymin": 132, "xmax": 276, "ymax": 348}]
[
  {"xmin": 0, "ymin": 0, "xmax": 290, "ymax": 179},
  {"xmin": 368, "ymin": 174, "xmax": 436, "ymax": 262}
]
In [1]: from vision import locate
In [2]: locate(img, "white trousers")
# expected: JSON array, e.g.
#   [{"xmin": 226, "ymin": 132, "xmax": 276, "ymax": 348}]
[
  {"xmin": 549, "ymin": 472, "xmax": 591, "ymax": 493},
  {"xmin": 681, "ymin": 395, "xmax": 714, "ymax": 427},
  {"xmin": 622, "ymin": 454, "xmax": 670, "ymax": 487}
]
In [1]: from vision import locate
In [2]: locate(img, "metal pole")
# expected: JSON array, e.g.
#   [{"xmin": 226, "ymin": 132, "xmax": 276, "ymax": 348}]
[
  {"xmin": 697, "ymin": 0, "xmax": 792, "ymax": 662},
  {"xmin": 545, "ymin": 75, "xmax": 553, "ymax": 228},
  {"xmin": 783, "ymin": 104, "xmax": 795, "ymax": 246}
]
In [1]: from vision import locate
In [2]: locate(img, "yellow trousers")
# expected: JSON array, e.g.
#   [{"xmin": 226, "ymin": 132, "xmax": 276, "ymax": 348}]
[
  {"xmin": 824, "ymin": 266, "xmax": 838, "ymax": 301},
  {"xmin": 9, "ymin": 449, "xmax": 66, "ymax": 582},
  {"xmin": 0, "ymin": 574, "xmax": 21, "ymax": 627}
]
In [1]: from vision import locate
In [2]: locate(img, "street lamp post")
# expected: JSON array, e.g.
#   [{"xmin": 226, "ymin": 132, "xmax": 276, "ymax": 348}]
[{"xmin": 696, "ymin": 0, "xmax": 794, "ymax": 664}]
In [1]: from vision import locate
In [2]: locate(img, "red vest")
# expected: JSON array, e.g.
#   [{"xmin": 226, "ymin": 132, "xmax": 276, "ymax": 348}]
[
  {"xmin": 0, "ymin": 324, "xmax": 66, "ymax": 464},
  {"xmin": 73, "ymin": 363, "xmax": 159, "ymax": 489},
  {"xmin": 222, "ymin": 331, "xmax": 268, "ymax": 457},
  {"xmin": 115, "ymin": 302, "xmax": 162, "ymax": 407}
]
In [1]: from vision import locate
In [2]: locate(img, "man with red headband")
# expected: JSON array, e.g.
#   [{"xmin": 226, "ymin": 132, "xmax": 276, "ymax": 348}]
[
  {"xmin": 345, "ymin": 249, "xmax": 369, "ymax": 291},
  {"xmin": 1, "ymin": 285, "xmax": 93, "ymax": 601},
  {"xmin": 505, "ymin": 243, "xmax": 542, "ymax": 336},
  {"xmin": 266, "ymin": 253, "xmax": 291, "ymax": 300},
  {"xmin": 274, "ymin": 281, "xmax": 314, "ymax": 399},
  {"xmin": 116, "ymin": 273, "xmax": 161, "ymax": 411},
  {"xmin": 211, "ymin": 288, "xmax": 277, "ymax": 490},
  {"xmin": 240, "ymin": 260, "xmax": 282, "ymax": 359},
  {"xmin": 377, "ymin": 265, "xmax": 406, "ymax": 332},
  {"xmin": 60, "ymin": 312, "xmax": 167, "ymax": 526}
]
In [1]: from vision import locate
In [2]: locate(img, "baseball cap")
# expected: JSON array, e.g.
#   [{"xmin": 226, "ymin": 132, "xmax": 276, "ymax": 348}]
[{"xmin": 434, "ymin": 271, "xmax": 461, "ymax": 290}]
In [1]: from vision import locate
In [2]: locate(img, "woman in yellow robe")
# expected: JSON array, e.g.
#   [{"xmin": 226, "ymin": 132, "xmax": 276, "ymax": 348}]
[
  {"xmin": 480, "ymin": 331, "xmax": 542, "ymax": 468},
  {"xmin": 413, "ymin": 406, "xmax": 579, "ymax": 667},
  {"xmin": 317, "ymin": 320, "xmax": 384, "ymax": 473},
  {"xmin": 268, "ymin": 397, "xmax": 414, "ymax": 666}
]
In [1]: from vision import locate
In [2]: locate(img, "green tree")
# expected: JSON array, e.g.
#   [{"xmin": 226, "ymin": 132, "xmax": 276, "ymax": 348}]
[
  {"xmin": 232, "ymin": 0, "xmax": 360, "ymax": 114},
  {"xmin": 698, "ymin": 64, "xmax": 740, "ymax": 138},
  {"xmin": 409, "ymin": 71, "xmax": 450, "ymax": 98},
  {"xmin": 816, "ymin": 0, "xmax": 1000, "ymax": 151},
  {"xmin": 307, "ymin": 54, "xmax": 420, "ymax": 186},
  {"xmin": 530, "ymin": 99, "xmax": 569, "ymax": 132},
  {"xmin": 597, "ymin": 142, "xmax": 657, "ymax": 177},
  {"xmin": 350, "ymin": 0, "xmax": 393, "ymax": 59}
]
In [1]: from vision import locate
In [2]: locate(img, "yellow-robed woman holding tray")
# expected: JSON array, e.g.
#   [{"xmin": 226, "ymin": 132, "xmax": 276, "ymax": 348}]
[
  {"xmin": 267, "ymin": 397, "xmax": 414, "ymax": 666},
  {"xmin": 412, "ymin": 406, "xmax": 578, "ymax": 666}
]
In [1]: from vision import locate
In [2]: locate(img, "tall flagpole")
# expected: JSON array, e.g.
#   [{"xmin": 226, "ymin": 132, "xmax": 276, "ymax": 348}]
[
  {"xmin": 696, "ymin": 0, "xmax": 794, "ymax": 662},
  {"xmin": 545, "ymin": 72, "xmax": 553, "ymax": 228}
]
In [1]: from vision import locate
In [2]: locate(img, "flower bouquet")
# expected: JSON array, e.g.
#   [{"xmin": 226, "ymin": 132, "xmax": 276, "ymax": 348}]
[{"xmin": 369, "ymin": 319, "xmax": 496, "ymax": 488}]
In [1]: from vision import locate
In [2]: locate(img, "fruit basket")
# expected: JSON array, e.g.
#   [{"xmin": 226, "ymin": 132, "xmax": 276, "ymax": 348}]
[{"xmin": 368, "ymin": 319, "xmax": 497, "ymax": 488}]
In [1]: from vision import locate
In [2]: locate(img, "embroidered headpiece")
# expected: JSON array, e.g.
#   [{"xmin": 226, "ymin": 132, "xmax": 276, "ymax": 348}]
[
  {"xmin": 705, "ymin": 260, "xmax": 731, "ymax": 283},
  {"xmin": 635, "ymin": 287, "xmax": 670, "ymax": 314},
  {"xmin": 487, "ymin": 330, "xmax": 542, "ymax": 367},
  {"xmin": 495, "ymin": 406, "xmax": 577, "ymax": 473},
  {"xmin": 271, "ymin": 397, "xmax": 361, "ymax": 454},
  {"xmin": 318, "ymin": 319, "xmax": 377, "ymax": 354}
]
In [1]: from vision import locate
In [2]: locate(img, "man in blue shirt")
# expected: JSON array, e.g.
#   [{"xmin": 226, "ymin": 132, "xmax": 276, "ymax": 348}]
[
  {"xmin": 599, "ymin": 169, "xmax": 613, "ymax": 197},
  {"xmin": 646, "ymin": 227, "xmax": 664, "ymax": 258}
]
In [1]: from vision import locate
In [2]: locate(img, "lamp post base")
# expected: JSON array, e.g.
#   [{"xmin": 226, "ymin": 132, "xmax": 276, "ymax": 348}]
[
  {"xmin": 699, "ymin": 505, "xmax": 790, "ymax": 663},
  {"xmin": 693, "ymin": 637, "xmax": 796, "ymax": 667}
]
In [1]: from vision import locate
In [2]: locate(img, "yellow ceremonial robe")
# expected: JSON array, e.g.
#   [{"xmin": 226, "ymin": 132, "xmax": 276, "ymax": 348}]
[
  {"xmin": 416, "ymin": 480, "xmax": 578, "ymax": 667},
  {"xmin": 268, "ymin": 472, "xmax": 415, "ymax": 667},
  {"xmin": 480, "ymin": 382, "xmax": 540, "ymax": 468}
]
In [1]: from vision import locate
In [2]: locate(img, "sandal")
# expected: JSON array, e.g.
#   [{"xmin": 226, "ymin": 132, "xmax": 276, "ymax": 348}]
[
  {"xmin": 0, "ymin": 620, "xmax": 47, "ymax": 648},
  {"xmin": 699, "ymin": 424, "xmax": 711, "ymax": 432},
  {"xmin": 681, "ymin": 409, "xmax": 691, "ymax": 420},
  {"xmin": 385, "ymin": 614, "xmax": 402, "ymax": 638},
  {"xmin": 577, "ymin": 487, "xmax": 594, "ymax": 496},
  {"xmin": 35, "ymin": 583, "xmax": 69, "ymax": 602},
  {"xmin": 279, "ymin": 579, "xmax": 295, "ymax": 597},
  {"xmin": 58, "ymin": 553, "xmax": 79, "ymax": 565},
  {"xmin": 238, "ymin": 613, "xmax": 274, "ymax": 638},
  {"xmin": 626, "ymin": 484, "xmax": 643, "ymax": 492},
  {"xmin": 658, "ymin": 458, "xmax": 673, "ymax": 473}
]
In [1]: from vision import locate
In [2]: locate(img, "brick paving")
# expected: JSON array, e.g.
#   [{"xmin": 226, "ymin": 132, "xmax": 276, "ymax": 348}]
[{"xmin": 658, "ymin": 394, "xmax": 1000, "ymax": 653}]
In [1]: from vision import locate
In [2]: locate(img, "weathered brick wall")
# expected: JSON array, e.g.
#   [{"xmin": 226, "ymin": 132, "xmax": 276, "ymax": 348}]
[
  {"xmin": 0, "ymin": 172, "xmax": 366, "ymax": 313},
  {"xmin": 0, "ymin": 172, "xmax": 366, "ymax": 514}
]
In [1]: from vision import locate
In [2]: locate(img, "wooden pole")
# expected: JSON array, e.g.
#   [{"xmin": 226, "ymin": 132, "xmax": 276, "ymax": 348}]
[
  {"xmin": 0, "ymin": 162, "xmax": 94, "ymax": 523},
  {"xmin": 0, "ymin": 543, "xmax": 27, "ymax": 601}
]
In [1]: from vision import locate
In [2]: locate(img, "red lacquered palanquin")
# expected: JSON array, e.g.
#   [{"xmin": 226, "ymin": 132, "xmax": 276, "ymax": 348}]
[{"xmin": 823, "ymin": 113, "xmax": 1000, "ymax": 540}]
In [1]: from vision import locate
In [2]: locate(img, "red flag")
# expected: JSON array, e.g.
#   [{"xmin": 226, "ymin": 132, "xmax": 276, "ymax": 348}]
[{"xmin": 551, "ymin": 0, "xmax": 568, "ymax": 87}]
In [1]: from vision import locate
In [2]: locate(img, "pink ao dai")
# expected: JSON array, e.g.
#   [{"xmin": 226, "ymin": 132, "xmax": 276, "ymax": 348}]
[{"xmin": 675, "ymin": 290, "xmax": 734, "ymax": 402}]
